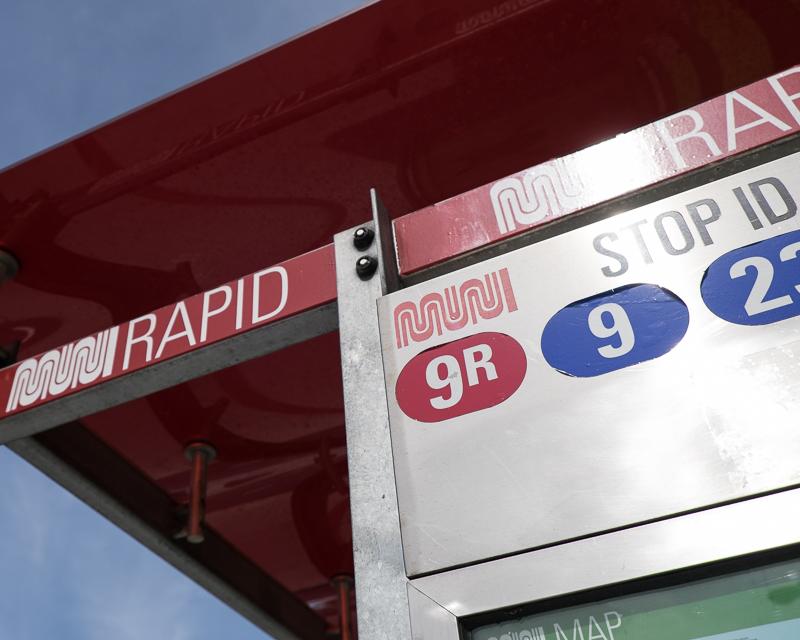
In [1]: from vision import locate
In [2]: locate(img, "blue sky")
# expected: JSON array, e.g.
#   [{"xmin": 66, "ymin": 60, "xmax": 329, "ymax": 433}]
[
  {"xmin": 0, "ymin": 0, "xmax": 365, "ymax": 167},
  {"xmin": 0, "ymin": 1, "xmax": 363, "ymax": 638},
  {"xmin": 0, "ymin": 447, "xmax": 268, "ymax": 639}
]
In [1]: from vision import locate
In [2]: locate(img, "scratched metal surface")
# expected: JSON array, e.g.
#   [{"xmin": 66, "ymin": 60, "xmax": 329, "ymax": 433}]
[{"xmin": 379, "ymin": 149, "xmax": 800, "ymax": 576}]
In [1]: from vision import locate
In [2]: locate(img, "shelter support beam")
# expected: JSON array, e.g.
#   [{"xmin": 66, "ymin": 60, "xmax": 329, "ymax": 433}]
[
  {"xmin": 184, "ymin": 442, "xmax": 216, "ymax": 544},
  {"xmin": 7, "ymin": 422, "xmax": 328, "ymax": 640}
]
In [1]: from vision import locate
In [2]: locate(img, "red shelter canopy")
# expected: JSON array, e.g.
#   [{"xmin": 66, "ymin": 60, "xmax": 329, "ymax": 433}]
[{"xmin": 1, "ymin": 0, "xmax": 799, "ymax": 636}]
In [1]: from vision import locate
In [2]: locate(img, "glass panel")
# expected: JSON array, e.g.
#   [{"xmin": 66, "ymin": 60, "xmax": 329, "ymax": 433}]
[{"xmin": 470, "ymin": 558, "xmax": 800, "ymax": 640}]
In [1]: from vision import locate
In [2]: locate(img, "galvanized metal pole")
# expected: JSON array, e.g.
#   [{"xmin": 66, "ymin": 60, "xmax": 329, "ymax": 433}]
[{"xmin": 334, "ymin": 217, "xmax": 411, "ymax": 640}]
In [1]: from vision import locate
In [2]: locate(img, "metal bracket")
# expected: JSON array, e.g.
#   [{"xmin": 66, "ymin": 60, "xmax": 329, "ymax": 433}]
[
  {"xmin": 408, "ymin": 487, "xmax": 800, "ymax": 638},
  {"xmin": 370, "ymin": 188, "xmax": 401, "ymax": 294}
]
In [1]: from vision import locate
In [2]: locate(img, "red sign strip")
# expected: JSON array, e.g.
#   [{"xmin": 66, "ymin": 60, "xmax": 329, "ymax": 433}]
[
  {"xmin": 395, "ymin": 66, "xmax": 800, "ymax": 274},
  {"xmin": 0, "ymin": 245, "xmax": 336, "ymax": 421}
]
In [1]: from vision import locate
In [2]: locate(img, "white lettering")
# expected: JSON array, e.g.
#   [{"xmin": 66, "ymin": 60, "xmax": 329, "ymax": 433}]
[
  {"xmin": 768, "ymin": 67, "xmax": 800, "ymax": 125},
  {"xmin": 155, "ymin": 301, "xmax": 197, "ymax": 359},
  {"xmin": 587, "ymin": 615, "xmax": 609, "ymax": 640},
  {"xmin": 200, "ymin": 285, "xmax": 232, "ymax": 342},
  {"xmin": 604, "ymin": 612, "xmax": 622, "ymax": 640},
  {"xmin": 463, "ymin": 344, "xmax": 498, "ymax": 386},
  {"xmin": 726, "ymin": 91, "xmax": 790, "ymax": 151},
  {"xmin": 655, "ymin": 109, "xmax": 722, "ymax": 169},
  {"xmin": 554, "ymin": 619, "xmax": 585, "ymax": 640},
  {"xmin": 235, "ymin": 277, "xmax": 245, "ymax": 330},
  {"xmin": 252, "ymin": 266, "xmax": 289, "ymax": 324},
  {"xmin": 123, "ymin": 314, "xmax": 157, "ymax": 370},
  {"xmin": 426, "ymin": 355, "xmax": 463, "ymax": 409}
]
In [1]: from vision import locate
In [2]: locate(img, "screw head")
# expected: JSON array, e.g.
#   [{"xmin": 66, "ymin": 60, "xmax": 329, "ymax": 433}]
[
  {"xmin": 353, "ymin": 227, "xmax": 374, "ymax": 250},
  {"xmin": 355, "ymin": 255, "xmax": 378, "ymax": 280}
]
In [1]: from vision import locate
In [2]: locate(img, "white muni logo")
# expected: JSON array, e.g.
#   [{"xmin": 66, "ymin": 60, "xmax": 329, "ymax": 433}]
[
  {"xmin": 487, "ymin": 627, "xmax": 547, "ymax": 640},
  {"xmin": 6, "ymin": 327, "xmax": 119, "ymax": 412},
  {"xmin": 490, "ymin": 159, "xmax": 583, "ymax": 233}
]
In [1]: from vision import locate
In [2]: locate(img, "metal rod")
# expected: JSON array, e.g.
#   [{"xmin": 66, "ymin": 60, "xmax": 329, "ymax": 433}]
[
  {"xmin": 369, "ymin": 188, "xmax": 400, "ymax": 294},
  {"xmin": 332, "ymin": 575, "xmax": 353, "ymax": 640},
  {"xmin": 184, "ymin": 442, "xmax": 216, "ymax": 544},
  {"xmin": 11, "ymin": 432, "xmax": 328, "ymax": 640}
]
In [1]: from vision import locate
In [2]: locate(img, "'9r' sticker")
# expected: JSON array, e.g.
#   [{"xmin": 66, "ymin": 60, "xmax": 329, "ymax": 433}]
[
  {"xmin": 395, "ymin": 332, "xmax": 526, "ymax": 423},
  {"xmin": 541, "ymin": 284, "xmax": 690, "ymax": 377}
]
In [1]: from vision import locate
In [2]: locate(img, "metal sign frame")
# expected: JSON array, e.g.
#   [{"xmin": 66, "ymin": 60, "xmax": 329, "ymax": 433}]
[{"xmin": 407, "ymin": 488, "xmax": 800, "ymax": 639}]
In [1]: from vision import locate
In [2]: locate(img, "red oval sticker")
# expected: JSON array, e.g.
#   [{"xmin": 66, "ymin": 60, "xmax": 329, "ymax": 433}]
[{"xmin": 395, "ymin": 332, "xmax": 527, "ymax": 423}]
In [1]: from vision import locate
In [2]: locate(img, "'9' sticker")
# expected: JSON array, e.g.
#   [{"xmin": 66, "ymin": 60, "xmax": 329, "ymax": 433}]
[
  {"xmin": 395, "ymin": 332, "xmax": 527, "ymax": 423},
  {"xmin": 541, "ymin": 284, "xmax": 690, "ymax": 377},
  {"xmin": 702, "ymin": 229, "xmax": 800, "ymax": 325}
]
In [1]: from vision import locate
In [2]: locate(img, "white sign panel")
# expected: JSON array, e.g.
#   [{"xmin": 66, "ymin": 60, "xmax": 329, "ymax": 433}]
[{"xmin": 379, "ymin": 150, "xmax": 800, "ymax": 576}]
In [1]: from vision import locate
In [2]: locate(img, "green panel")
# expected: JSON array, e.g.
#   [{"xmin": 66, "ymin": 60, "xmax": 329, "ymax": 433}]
[{"xmin": 471, "ymin": 559, "xmax": 800, "ymax": 640}]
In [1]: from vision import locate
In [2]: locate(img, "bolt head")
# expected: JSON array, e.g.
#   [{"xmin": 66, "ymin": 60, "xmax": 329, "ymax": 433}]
[
  {"xmin": 353, "ymin": 226, "xmax": 375, "ymax": 250},
  {"xmin": 355, "ymin": 255, "xmax": 378, "ymax": 280}
]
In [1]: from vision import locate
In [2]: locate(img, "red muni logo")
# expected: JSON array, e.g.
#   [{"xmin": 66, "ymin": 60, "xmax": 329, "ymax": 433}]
[{"xmin": 392, "ymin": 267, "xmax": 518, "ymax": 349}]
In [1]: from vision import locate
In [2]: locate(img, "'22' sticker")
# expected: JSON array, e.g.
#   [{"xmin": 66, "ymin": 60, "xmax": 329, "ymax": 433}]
[
  {"xmin": 702, "ymin": 229, "xmax": 800, "ymax": 325},
  {"xmin": 541, "ymin": 284, "xmax": 690, "ymax": 377}
]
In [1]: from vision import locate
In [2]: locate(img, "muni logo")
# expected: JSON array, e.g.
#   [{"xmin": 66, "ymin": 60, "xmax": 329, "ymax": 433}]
[
  {"xmin": 489, "ymin": 628, "xmax": 546, "ymax": 640},
  {"xmin": 6, "ymin": 327, "xmax": 119, "ymax": 412},
  {"xmin": 490, "ymin": 159, "xmax": 583, "ymax": 234},
  {"xmin": 485, "ymin": 611, "xmax": 622, "ymax": 640},
  {"xmin": 393, "ymin": 268, "xmax": 517, "ymax": 349}
]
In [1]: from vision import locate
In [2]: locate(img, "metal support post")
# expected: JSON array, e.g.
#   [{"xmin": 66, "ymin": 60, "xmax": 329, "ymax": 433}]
[
  {"xmin": 334, "ymin": 193, "xmax": 411, "ymax": 640},
  {"xmin": 184, "ymin": 442, "xmax": 216, "ymax": 544},
  {"xmin": 332, "ymin": 575, "xmax": 354, "ymax": 640}
]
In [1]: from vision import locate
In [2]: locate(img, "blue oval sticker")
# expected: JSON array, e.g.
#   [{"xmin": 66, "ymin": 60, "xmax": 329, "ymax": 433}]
[
  {"xmin": 541, "ymin": 284, "xmax": 690, "ymax": 377},
  {"xmin": 702, "ymin": 229, "xmax": 800, "ymax": 326}
]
